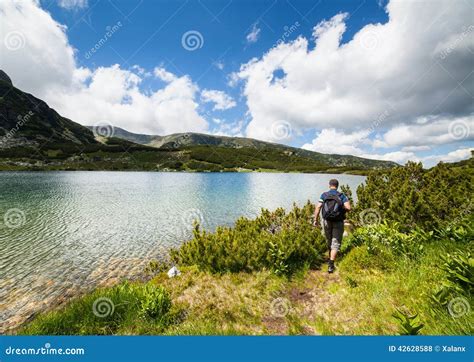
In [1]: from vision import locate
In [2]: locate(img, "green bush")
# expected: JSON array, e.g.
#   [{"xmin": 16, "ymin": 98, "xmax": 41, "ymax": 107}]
[
  {"xmin": 171, "ymin": 202, "xmax": 326, "ymax": 275},
  {"xmin": 139, "ymin": 285, "xmax": 172, "ymax": 320},
  {"xmin": 353, "ymin": 160, "xmax": 473, "ymax": 231},
  {"xmin": 339, "ymin": 245, "xmax": 394, "ymax": 271},
  {"xmin": 343, "ymin": 222, "xmax": 426, "ymax": 260}
]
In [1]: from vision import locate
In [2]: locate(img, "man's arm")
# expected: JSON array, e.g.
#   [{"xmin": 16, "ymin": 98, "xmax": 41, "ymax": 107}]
[
  {"xmin": 314, "ymin": 202, "xmax": 322, "ymax": 226},
  {"xmin": 344, "ymin": 201, "xmax": 351, "ymax": 211}
]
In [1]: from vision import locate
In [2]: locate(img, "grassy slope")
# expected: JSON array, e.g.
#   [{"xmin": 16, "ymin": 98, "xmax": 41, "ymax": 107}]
[
  {"xmin": 0, "ymin": 140, "xmax": 381, "ymax": 174},
  {"xmin": 19, "ymin": 238, "xmax": 472, "ymax": 336}
]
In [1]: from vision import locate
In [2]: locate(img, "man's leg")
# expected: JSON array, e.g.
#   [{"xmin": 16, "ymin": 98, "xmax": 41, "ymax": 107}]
[
  {"xmin": 328, "ymin": 221, "xmax": 344, "ymax": 273},
  {"xmin": 322, "ymin": 219, "xmax": 333, "ymax": 258}
]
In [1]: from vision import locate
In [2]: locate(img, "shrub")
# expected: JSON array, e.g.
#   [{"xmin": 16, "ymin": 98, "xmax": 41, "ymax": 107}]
[
  {"xmin": 139, "ymin": 285, "xmax": 172, "ymax": 320},
  {"xmin": 430, "ymin": 249, "xmax": 473, "ymax": 308},
  {"xmin": 353, "ymin": 160, "xmax": 473, "ymax": 231},
  {"xmin": 344, "ymin": 222, "xmax": 426, "ymax": 260},
  {"xmin": 171, "ymin": 202, "xmax": 326, "ymax": 275},
  {"xmin": 339, "ymin": 245, "xmax": 394, "ymax": 271}
]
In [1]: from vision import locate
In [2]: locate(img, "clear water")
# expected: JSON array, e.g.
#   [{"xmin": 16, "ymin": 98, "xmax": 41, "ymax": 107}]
[{"xmin": 0, "ymin": 171, "xmax": 365, "ymax": 332}]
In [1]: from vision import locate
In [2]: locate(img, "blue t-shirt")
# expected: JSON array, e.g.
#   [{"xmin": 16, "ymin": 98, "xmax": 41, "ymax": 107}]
[{"xmin": 319, "ymin": 189, "xmax": 349, "ymax": 204}]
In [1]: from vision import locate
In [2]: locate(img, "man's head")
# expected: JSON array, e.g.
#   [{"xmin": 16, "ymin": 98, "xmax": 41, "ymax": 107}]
[{"xmin": 329, "ymin": 179, "xmax": 339, "ymax": 189}]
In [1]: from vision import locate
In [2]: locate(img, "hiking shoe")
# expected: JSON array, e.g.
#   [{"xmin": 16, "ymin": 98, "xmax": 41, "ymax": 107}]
[{"xmin": 328, "ymin": 261, "xmax": 335, "ymax": 274}]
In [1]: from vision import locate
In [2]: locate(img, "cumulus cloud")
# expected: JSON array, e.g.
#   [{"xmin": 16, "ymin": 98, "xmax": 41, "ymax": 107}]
[
  {"xmin": 58, "ymin": 0, "xmax": 88, "ymax": 10},
  {"xmin": 211, "ymin": 119, "xmax": 245, "ymax": 138},
  {"xmin": 424, "ymin": 148, "xmax": 473, "ymax": 164},
  {"xmin": 302, "ymin": 127, "xmax": 472, "ymax": 166},
  {"xmin": 302, "ymin": 128, "xmax": 417, "ymax": 164},
  {"xmin": 0, "ymin": 0, "xmax": 208, "ymax": 135},
  {"xmin": 201, "ymin": 89, "xmax": 236, "ymax": 110},
  {"xmin": 235, "ymin": 0, "xmax": 473, "ymax": 142},
  {"xmin": 246, "ymin": 23, "xmax": 261, "ymax": 44},
  {"xmin": 302, "ymin": 128, "xmax": 370, "ymax": 155},
  {"xmin": 154, "ymin": 67, "xmax": 178, "ymax": 83},
  {"xmin": 373, "ymin": 116, "xmax": 474, "ymax": 148}
]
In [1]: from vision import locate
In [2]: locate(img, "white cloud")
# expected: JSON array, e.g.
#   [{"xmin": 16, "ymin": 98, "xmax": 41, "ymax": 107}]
[
  {"xmin": 153, "ymin": 67, "xmax": 177, "ymax": 83},
  {"xmin": 211, "ymin": 119, "xmax": 245, "ymax": 138},
  {"xmin": 423, "ymin": 147, "xmax": 473, "ymax": 166},
  {"xmin": 201, "ymin": 89, "xmax": 236, "ymax": 111},
  {"xmin": 364, "ymin": 151, "xmax": 418, "ymax": 165},
  {"xmin": 214, "ymin": 61, "xmax": 224, "ymax": 70},
  {"xmin": 246, "ymin": 23, "xmax": 261, "ymax": 44},
  {"xmin": 58, "ymin": 0, "xmax": 88, "ymax": 10},
  {"xmin": 0, "ymin": 0, "xmax": 208, "ymax": 135},
  {"xmin": 302, "ymin": 127, "xmax": 473, "ymax": 166},
  {"xmin": 302, "ymin": 128, "xmax": 370, "ymax": 155},
  {"xmin": 302, "ymin": 128, "xmax": 419, "ymax": 164},
  {"xmin": 235, "ymin": 0, "xmax": 473, "ymax": 142},
  {"xmin": 401, "ymin": 145, "xmax": 431, "ymax": 152},
  {"xmin": 373, "ymin": 116, "xmax": 474, "ymax": 148}
]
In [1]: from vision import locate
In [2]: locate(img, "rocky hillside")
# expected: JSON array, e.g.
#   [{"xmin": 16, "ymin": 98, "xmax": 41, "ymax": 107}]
[{"xmin": 0, "ymin": 71, "xmax": 96, "ymax": 149}]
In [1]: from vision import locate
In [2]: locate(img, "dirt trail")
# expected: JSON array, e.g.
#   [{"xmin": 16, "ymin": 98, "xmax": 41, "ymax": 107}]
[{"xmin": 263, "ymin": 270, "xmax": 343, "ymax": 335}]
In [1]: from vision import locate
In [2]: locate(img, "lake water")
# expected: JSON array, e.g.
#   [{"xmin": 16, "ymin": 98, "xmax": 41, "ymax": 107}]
[{"xmin": 0, "ymin": 171, "xmax": 365, "ymax": 332}]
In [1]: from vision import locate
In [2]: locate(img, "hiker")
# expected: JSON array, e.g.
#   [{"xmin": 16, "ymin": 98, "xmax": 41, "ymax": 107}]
[{"xmin": 313, "ymin": 179, "xmax": 351, "ymax": 273}]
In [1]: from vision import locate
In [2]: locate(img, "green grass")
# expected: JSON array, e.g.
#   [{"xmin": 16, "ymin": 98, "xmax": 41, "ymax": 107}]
[{"xmin": 21, "ymin": 282, "xmax": 178, "ymax": 335}]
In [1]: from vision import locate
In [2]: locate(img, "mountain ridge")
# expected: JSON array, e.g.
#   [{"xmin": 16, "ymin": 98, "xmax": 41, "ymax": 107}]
[
  {"xmin": 86, "ymin": 125, "xmax": 398, "ymax": 169},
  {"xmin": 0, "ymin": 70, "xmax": 397, "ymax": 172}
]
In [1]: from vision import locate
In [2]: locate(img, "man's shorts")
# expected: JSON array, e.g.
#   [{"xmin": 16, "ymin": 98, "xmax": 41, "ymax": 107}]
[{"xmin": 322, "ymin": 219, "xmax": 344, "ymax": 251}]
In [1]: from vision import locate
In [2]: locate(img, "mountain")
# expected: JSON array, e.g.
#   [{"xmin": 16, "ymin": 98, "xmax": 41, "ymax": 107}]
[
  {"xmin": 0, "ymin": 70, "xmax": 397, "ymax": 173},
  {"xmin": 0, "ymin": 73, "xmax": 96, "ymax": 149},
  {"xmin": 87, "ymin": 126, "xmax": 398, "ymax": 170}
]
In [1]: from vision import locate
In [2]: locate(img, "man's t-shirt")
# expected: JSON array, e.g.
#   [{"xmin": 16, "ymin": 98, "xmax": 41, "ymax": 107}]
[{"xmin": 318, "ymin": 189, "xmax": 349, "ymax": 205}]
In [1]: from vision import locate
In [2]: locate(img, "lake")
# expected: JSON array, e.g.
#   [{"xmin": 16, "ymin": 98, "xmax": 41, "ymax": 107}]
[{"xmin": 0, "ymin": 171, "xmax": 365, "ymax": 332}]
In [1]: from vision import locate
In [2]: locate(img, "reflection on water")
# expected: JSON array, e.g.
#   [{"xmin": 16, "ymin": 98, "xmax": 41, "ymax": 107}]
[{"xmin": 0, "ymin": 171, "xmax": 365, "ymax": 332}]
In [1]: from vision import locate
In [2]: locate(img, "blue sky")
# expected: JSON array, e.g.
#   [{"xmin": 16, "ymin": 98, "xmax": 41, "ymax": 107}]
[
  {"xmin": 0, "ymin": 0, "xmax": 472, "ymax": 166},
  {"xmin": 47, "ymin": 0, "xmax": 388, "ymax": 147}
]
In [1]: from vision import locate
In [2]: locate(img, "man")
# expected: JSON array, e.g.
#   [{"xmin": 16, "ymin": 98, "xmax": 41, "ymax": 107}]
[{"xmin": 313, "ymin": 179, "xmax": 351, "ymax": 273}]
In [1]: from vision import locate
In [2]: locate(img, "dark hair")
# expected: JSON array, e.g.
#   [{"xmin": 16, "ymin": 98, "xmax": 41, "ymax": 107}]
[{"xmin": 329, "ymin": 179, "xmax": 339, "ymax": 188}]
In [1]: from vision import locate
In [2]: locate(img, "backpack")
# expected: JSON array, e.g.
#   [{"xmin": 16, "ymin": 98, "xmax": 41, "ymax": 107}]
[{"xmin": 321, "ymin": 192, "xmax": 345, "ymax": 221}]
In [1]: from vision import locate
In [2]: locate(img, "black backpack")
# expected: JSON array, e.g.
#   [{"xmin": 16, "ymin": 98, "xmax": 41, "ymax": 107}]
[{"xmin": 321, "ymin": 192, "xmax": 345, "ymax": 221}]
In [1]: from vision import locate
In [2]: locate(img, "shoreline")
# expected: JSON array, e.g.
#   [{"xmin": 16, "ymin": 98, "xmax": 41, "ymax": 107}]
[{"xmin": 0, "ymin": 168, "xmax": 370, "ymax": 176}]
